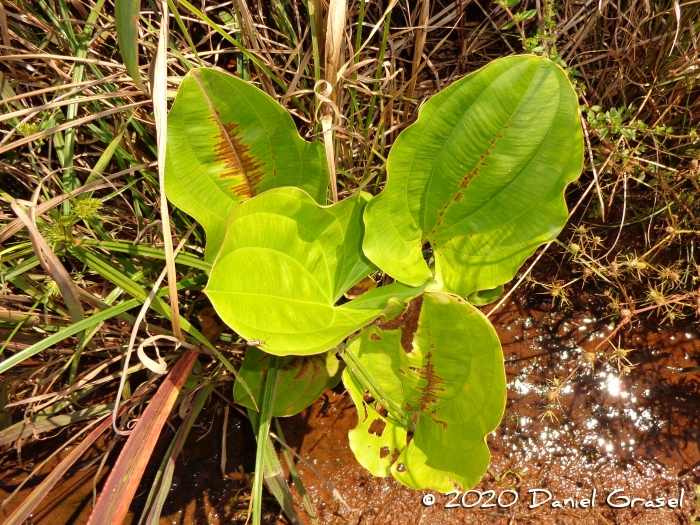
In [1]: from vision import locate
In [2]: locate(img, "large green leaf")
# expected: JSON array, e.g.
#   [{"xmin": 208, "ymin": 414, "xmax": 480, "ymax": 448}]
[
  {"xmin": 362, "ymin": 55, "xmax": 584, "ymax": 299},
  {"xmin": 206, "ymin": 187, "xmax": 428, "ymax": 356},
  {"xmin": 165, "ymin": 68, "xmax": 329, "ymax": 262},
  {"xmin": 343, "ymin": 292, "xmax": 506, "ymax": 492},
  {"xmin": 234, "ymin": 346, "xmax": 343, "ymax": 416}
]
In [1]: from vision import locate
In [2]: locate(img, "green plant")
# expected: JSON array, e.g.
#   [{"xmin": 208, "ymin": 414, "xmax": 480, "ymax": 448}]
[
  {"xmin": 165, "ymin": 52, "xmax": 583, "ymax": 499},
  {"xmin": 3, "ymin": 0, "xmax": 699, "ymax": 523}
]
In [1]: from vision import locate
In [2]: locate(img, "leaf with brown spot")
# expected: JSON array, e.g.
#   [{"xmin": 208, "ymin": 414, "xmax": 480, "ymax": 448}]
[
  {"xmin": 343, "ymin": 292, "xmax": 506, "ymax": 493},
  {"xmin": 398, "ymin": 295, "xmax": 423, "ymax": 352},
  {"xmin": 363, "ymin": 55, "xmax": 584, "ymax": 299},
  {"xmin": 343, "ymin": 367, "xmax": 407, "ymax": 478},
  {"xmin": 368, "ymin": 418, "xmax": 386, "ymax": 437},
  {"xmin": 165, "ymin": 68, "xmax": 329, "ymax": 263},
  {"xmin": 234, "ymin": 346, "xmax": 343, "ymax": 417},
  {"xmin": 212, "ymin": 120, "xmax": 266, "ymax": 197}
]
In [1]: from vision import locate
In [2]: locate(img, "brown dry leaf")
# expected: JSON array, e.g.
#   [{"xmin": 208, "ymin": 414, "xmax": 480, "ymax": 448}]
[{"xmin": 344, "ymin": 276, "xmax": 378, "ymax": 299}]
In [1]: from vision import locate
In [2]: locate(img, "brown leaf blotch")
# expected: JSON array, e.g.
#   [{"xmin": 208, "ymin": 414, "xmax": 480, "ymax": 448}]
[
  {"xmin": 376, "ymin": 295, "xmax": 424, "ymax": 354},
  {"xmin": 292, "ymin": 357, "xmax": 311, "ymax": 380},
  {"xmin": 416, "ymin": 352, "xmax": 447, "ymax": 411},
  {"xmin": 345, "ymin": 276, "xmax": 378, "ymax": 299},
  {"xmin": 211, "ymin": 117, "xmax": 266, "ymax": 197},
  {"xmin": 399, "ymin": 295, "xmax": 424, "ymax": 352}
]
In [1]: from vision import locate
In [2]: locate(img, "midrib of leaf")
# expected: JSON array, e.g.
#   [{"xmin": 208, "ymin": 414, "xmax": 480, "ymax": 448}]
[
  {"xmin": 214, "ymin": 291, "xmax": 334, "ymax": 308},
  {"xmin": 192, "ymin": 71, "xmax": 256, "ymax": 197},
  {"xmin": 419, "ymin": 60, "xmax": 538, "ymax": 233},
  {"xmin": 213, "ymin": 244, "xmax": 332, "ymax": 303},
  {"xmin": 399, "ymin": 303, "xmax": 492, "ymax": 417},
  {"xmin": 223, "ymin": 302, "xmax": 375, "ymax": 339},
  {"xmin": 435, "ymin": 89, "xmax": 564, "ymax": 242}
]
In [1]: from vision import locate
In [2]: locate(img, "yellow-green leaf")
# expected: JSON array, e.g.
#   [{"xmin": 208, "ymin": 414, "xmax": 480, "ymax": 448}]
[
  {"xmin": 165, "ymin": 68, "xmax": 329, "ymax": 262},
  {"xmin": 206, "ymin": 187, "xmax": 427, "ymax": 356},
  {"xmin": 362, "ymin": 55, "xmax": 584, "ymax": 300},
  {"xmin": 344, "ymin": 292, "xmax": 506, "ymax": 492}
]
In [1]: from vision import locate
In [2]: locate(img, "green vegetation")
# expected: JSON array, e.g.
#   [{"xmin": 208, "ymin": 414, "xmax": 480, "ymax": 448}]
[
  {"xmin": 165, "ymin": 54, "xmax": 582, "ymax": 499},
  {"xmin": 0, "ymin": 0, "xmax": 698, "ymax": 523}
]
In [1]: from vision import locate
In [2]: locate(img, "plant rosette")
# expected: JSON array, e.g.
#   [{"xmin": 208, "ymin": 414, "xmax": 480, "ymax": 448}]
[{"xmin": 165, "ymin": 54, "xmax": 583, "ymax": 493}]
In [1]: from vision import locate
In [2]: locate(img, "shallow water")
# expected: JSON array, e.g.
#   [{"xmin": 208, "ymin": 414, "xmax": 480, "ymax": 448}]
[
  {"xmin": 2, "ymin": 294, "xmax": 699, "ymax": 524},
  {"xmin": 272, "ymin": 296, "xmax": 700, "ymax": 524}
]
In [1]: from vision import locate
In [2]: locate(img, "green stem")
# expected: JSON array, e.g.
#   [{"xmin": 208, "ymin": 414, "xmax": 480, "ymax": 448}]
[
  {"xmin": 336, "ymin": 343, "xmax": 412, "ymax": 430},
  {"xmin": 252, "ymin": 355, "xmax": 280, "ymax": 525},
  {"xmin": 61, "ymin": 0, "xmax": 107, "ymax": 213}
]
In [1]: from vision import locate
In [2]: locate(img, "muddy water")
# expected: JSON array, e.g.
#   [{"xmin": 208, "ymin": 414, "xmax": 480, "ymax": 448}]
[
  {"xmin": 278, "ymin": 295, "xmax": 700, "ymax": 524},
  {"xmin": 1, "ymin": 295, "xmax": 699, "ymax": 524}
]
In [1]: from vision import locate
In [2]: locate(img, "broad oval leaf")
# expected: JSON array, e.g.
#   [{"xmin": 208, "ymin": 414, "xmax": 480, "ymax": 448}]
[
  {"xmin": 362, "ymin": 55, "xmax": 584, "ymax": 298},
  {"xmin": 234, "ymin": 346, "xmax": 343, "ymax": 416},
  {"xmin": 206, "ymin": 187, "xmax": 428, "ymax": 356},
  {"xmin": 165, "ymin": 68, "xmax": 329, "ymax": 262},
  {"xmin": 343, "ymin": 292, "xmax": 506, "ymax": 492}
]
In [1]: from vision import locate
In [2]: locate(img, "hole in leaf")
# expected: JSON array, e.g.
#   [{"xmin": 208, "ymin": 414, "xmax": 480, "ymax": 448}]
[
  {"xmin": 379, "ymin": 446, "xmax": 390, "ymax": 459},
  {"xmin": 368, "ymin": 418, "xmax": 386, "ymax": 437}
]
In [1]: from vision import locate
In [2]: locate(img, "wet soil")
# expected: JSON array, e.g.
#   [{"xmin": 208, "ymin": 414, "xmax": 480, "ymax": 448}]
[
  {"xmin": 1, "ymin": 293, "xmax": 699, "ymax": 524},
  {"xmin": 277, "ymin": 295, "xmax": 700, "ymax": 524}
]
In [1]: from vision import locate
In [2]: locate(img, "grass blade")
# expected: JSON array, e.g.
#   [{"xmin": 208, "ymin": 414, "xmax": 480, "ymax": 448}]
[
  {"xmin": 251, "ymin": 356, "xmax": 280, "ymax": 525},
  {"xmin": 2, "ymin": 389, "xmax": 147, "ymax": 525},
  {"xmin": 245, "ymin": 410, "xmax": 302, "ymax": 524},
  {"xmin": 87, "ymin": 349, "xmax": 200, "ymax": 525},
  {"xmin": 115, "ymin": 0, "xmax": 143, "ymax": 87},
  {"xmin": 61, "ymin": 0, "xmax": 108, "ymax": 200},
  {"xmin": 69, "ymin": 245, "xmax": 253, "ymax": 399},
  {"xmin": 153, "ymin": 0, "xmax": 182, "ymax": 341},
  {"xmin": 77, "ymin": 239, "xmax": 210, "ymax": 271},
  {"xmin": 275, "ymin": 419, "xmax": 317, "ymax": 524},
  {"xmin": 10, "ymin": 201, "xmax": 84, "ymax": 324},
  {"xmin": 0, "ymin": 163, "xmax": 154, "ymax": 243},
  {"xmin": 0, "ymin": 275, "xmax": 205, "ymax": 376},
  {"xmin": 324, "ymin": 0, "xmax": 346, "ymax": 95},
  {"xmin": 175, "ymin": 0, "xmax": 287, "ymax": 91},
  {"xmin": 0, "ymin": 403, "xmax": 112, "ymax": 447},
  {"xmin": 166, "ymin": 0, "xmax": 203, "ymax": 68}
]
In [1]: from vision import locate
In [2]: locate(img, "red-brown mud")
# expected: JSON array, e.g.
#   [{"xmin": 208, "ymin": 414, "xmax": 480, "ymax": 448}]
[
  {"xmin": 277, "ymin": 295, "xmax": 700, "ymax": 524},
  {"xmin": 1, "ymin": 295, "xmax": 699, "ymax": 524}
]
